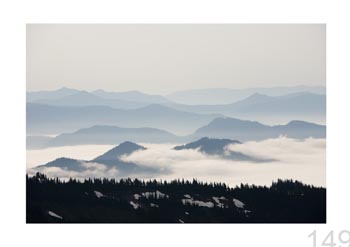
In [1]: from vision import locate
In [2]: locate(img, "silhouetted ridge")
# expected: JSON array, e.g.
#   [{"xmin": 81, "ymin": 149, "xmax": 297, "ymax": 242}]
[
  {"xmin": 194, "ymin": 117, "xmax": 269, "ymax": 135},
  {"xmin": 173, "ymin": 137, "xmax": 272, "ymax": 162},
  {"xmin": 174, "ymin": 137, "xmax": 241, "ymax": 155},
  {"xmin": 34, "ymin": 142, "xmax": 155, "ymax": 175},
  {"xmin": 37, "ymin": 157, "xmax": 85, "ymax": 171},
  {"xmin": 285, "ymin": 120, "xmax": 321, "ymax": 127},
  {"xmin": 93, "ymin": 142, "xmax": 146, "ymax": 161},
  {"xmin": 231, "ymin": 93, "xmax": 274, "ymax": 107},
  {"xmin": 194, "ymin": 117, "xmax": 325, "ymax": 141}
]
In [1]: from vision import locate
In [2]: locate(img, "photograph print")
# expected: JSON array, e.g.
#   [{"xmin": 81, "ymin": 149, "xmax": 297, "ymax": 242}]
[{"xmin": 26, "ymin": 24, "xmax": 326, "ymax": 223}]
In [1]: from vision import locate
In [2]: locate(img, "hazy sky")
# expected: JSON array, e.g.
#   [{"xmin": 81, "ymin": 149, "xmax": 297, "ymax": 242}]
[{"xmin": 27, "ymin": 24, "xmax": 325, "ymax": 94}]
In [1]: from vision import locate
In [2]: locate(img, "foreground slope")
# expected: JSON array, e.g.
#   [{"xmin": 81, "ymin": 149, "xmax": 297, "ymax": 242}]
[{"xmin": 27, "ymin": 173, "xmax": 326, "ymax": 223}]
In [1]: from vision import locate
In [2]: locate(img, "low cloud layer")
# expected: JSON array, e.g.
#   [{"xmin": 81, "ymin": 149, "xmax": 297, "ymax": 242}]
[
  {"xmin": 26, "ymin": 145, "xmax": 114, "ymax": 169},
  {"xmin": 121, "ymin": 137, "xmax": 326, "ymax": 187},
  {"xmin": 28, "ymin": 161, "xmax": 119, "ymax": 180},
  {"xmin": 27, "ymin": 137, "xmax": 326, "ymax": 187}
]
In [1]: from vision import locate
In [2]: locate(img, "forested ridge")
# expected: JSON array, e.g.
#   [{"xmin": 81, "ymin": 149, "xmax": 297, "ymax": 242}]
[{"xmin": 27, "ymin": 173, "xmax": 326, "ymax": 223}]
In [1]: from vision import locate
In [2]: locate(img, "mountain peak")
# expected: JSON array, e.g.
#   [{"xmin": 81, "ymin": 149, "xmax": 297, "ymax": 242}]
[
  {"xmin": 136, "ymin": 104, "xmax": 174, "ymax": 112},
  {"xmin": 92, "ymin": 89, "xmax": 106, "ymax": 94},
  {"xmin": 287, "ymin": 120, "xmax": 308, "ymax": 125},
  {"xmin": 250, "ymin": 92, "xmax": 269, "ymax": 98},
  {"xmin": 173, "ymin": 137, "xmax": 276, "ymax": 162},
  {"xmin": 57, "ymin": 87, "xmax": 77, "ymax": 92},
  {"xmin": 231, "ymin": 93, "xmax": 274, "ymax": 106},
  {"xmin": 285, "ymin": 120, "xmax": 322, "ymax": 127},
  {"xmin": 38, "ymin": 157, "xmax": 84, "ymax": 171},
  {"xmin": 118, "ymin": 141, "xmax": 145, "ymax": 149},
  {"xmin": 199, "ymin": 117, "xmax": 267, "ymax": 130},
  {"xmin": 54, "ymin": 87, "xmax": 82, "ymax": 95},
  {"xmin": 174, "ymin": 137, "xmax": 240, "ymax": 155},
  {"xmin": 93, "ymin": 142, "xmax": 146, "ymax": 161}
]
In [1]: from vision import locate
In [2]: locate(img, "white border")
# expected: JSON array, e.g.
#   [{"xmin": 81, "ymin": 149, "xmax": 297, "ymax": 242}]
[{"xmin": 1, "ymin": 0, "xmax": 350, "ymax": 247}]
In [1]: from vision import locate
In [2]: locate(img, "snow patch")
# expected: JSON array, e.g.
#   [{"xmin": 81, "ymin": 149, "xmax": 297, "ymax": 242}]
[
  {"xmin": 179, "ymin": 219, "xmax": 184, "ymax": 223},
  {"xmin": 94, "ymin": 190, "xmax": 104, "ymax": 198},
  {"xmin": 212, "ymin": 197, "xmax": 220, "ymax": 204},
  {"xmin": 185, "ymin": 211, "xmax": 189, "ymax": 215},
  {"xmin": 233, "ymin": 198, "xmax": 245, "ymax": 208},
  {"xmin": 182, "ymin": 198, "xmax": 214, "ymax": 208},
  {"xmin": 134, "ymin": 194, "xmax": 141, "ymax": 200},
  {"xmin": 142, "ymin": 190, "xmax": 169, "ymax": 199},
  {"xmin": 212, "ymin": 196, "xmax": 226, "ymax": 208},
  {"xmin": 184, "ymin": 194, "xmax": 192, "ymax": 199},
  {"xmin": 130, "ymin": 201, "xmax": 140, "ymax": 210},
  {"xmin": 48, "ymin": 211, "xmax": 63, "ymax": 219}
]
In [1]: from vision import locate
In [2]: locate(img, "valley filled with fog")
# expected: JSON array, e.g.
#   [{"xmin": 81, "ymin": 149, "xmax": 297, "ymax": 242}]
[{"xmin": 27, "ymin": 137, "xmax": 325, "ymax": 187}]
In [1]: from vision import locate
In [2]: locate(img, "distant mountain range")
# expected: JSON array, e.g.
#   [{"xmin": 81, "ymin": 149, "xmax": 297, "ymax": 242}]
[
  {"xmin": 166, "ymin": 92, "xmax": 326, "ymax": 124},
  {"xmin": 27, "ymin": 87, "xmax": 326, "ymax": 135},
  {"xmin": 33, "ymin": 91, "xmax": 146, "ymax": 109},
  {"xmin": 27, "ymin": 103, "xmax": 221, "ymax": 135},
  {"xmin": 27, "ymin": 116, "xmax": 326, "ymax": 149},
  {"xmin": 43, "ymin": 125, "xmax": 186, "ymax": 148},
  {"xmin": 194, "ymin": 117, "xmax": 326, "ymax": 141},
  {"xmin": 227, "ymin": 92, "xmax": 325, "ymax": 115},
  {"xmin": 27, "ymin": 87, "xmax": 80, "ymax": 102},
  {"xmin": 92, "ymin": 89, "xmax": 170, "ymax": 104},
  {"xmin": 27, "ymin": 87, "xmax": 326, "ymax": 113},
  {"xmin": 27, "ymin": 87, "xmax": 170, "ymax": 109},
  {"xmin": 28, "ymin": 86, "xmax": 325, "ymax": 106},
  {"xmin": 166, "ymin": 86, "xmax": 326, "ymax": 105},
  {"xmin": 27, "ymin": 86, "xmax": 326, "ymax": 146}
]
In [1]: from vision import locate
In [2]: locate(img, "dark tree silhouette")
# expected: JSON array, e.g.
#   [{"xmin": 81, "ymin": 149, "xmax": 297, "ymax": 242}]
[{"xmin": 27, "ymin": 173, "xmax": 326, "ymax": 223}]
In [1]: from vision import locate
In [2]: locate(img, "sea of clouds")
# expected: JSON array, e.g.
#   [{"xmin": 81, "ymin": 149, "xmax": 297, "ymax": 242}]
[{"xmin": 27, "ymin": 137, "xmax": 326, "ymax": 187}]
